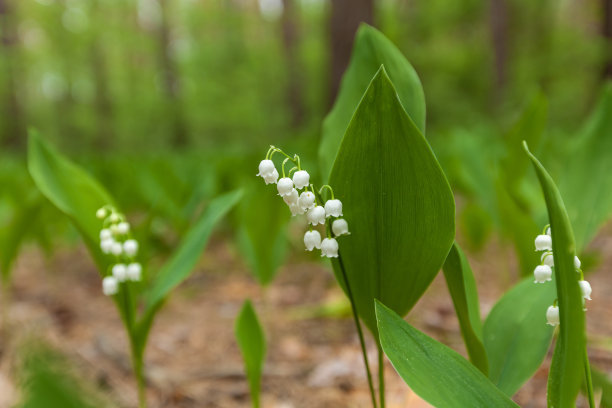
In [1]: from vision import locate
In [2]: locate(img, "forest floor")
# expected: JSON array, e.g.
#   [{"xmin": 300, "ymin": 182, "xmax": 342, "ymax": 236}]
[{"xmin": 0, "ymin": 228, "xmax": 611, "ymax": 408}]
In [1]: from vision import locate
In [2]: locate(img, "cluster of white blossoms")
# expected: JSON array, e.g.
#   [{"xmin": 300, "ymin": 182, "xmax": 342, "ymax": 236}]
[
  {"xmin": 257, "ymin": 146, "xmax": 350, "ymax": 258},
  {"xmin": 96, "ymin": 206, "xmax": 142, "ymax": 296},
  {"xmin": 533, "ymin": 226, "xmax": 591, "ymax": 326}
]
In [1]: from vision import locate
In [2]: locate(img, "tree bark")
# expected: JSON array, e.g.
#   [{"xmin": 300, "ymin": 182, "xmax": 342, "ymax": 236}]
[
  {"xmin": 281, "ymin": 0, "xmax": 305, "ymax": 128},
  {"xmin": 0, "ymin": 0, "xmax": 25, "ymax": 150},
  {"xmin": 328, "ymin": 0, "xmax": 374, "ymax": 106}
]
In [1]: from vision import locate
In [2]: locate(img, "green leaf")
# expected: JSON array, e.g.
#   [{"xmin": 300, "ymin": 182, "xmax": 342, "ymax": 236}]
[
  {"xmin": 560, "ymin": 83, "xmax": 612, "ymax": 251},
  {"xmin": 145, "ymin": 189, "xmax": 242, "ymax": 309},
  {"xmin": 442, "ymin": 243, "xmax": 488, "ymax": 374},
  {"xmin": 483, "ymin": 276, "xmax": 556, "ymax": 395},
  {"xmin": 235, "ymin": 300, "xmax": 266, "ymax": 408},
  {"xmin": 328, "ymin": 67, "xmax": 455, "ymax": 338},
  {"xmin": 375, "ymin": 301, "xmax": 519, "ymax": 408},
  {"xmin": 27, "ymin": 130, "xmax": 115, "ymax": 270},
  {"xmin": 319, "ymin": 24, "xmax": 426, "ymax": 180},
  {"xmin": 589, "ymin": 367, "xmax": 612, "ymax": 408},
  {"xmin": 524, "ymin": 142, "xmax": 586, "ymax": 408}
]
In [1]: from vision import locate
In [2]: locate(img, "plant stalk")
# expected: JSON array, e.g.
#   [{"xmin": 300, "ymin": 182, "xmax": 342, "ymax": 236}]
[
  {"xmin": 378, "ymin": 343, "xmax": 385, "ymax": 408},
  {"xmin": 584, "ymin": 347, "xmax": 595, "ymax": 408},
  {"xmin": 337, "ymin": 254, "xmax": 377, "ymax": 408}
]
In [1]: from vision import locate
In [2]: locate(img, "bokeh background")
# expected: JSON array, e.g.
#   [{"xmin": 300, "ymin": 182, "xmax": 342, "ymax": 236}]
[{"xmin": 1, "ymin": 0, "xmax": 611, "ymax": 407}]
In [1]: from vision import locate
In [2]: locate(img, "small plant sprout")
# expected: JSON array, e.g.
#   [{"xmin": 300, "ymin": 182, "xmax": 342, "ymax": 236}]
[{"xmin": 257, "ymin": 146, "xmax": 350, "ymax": 259}]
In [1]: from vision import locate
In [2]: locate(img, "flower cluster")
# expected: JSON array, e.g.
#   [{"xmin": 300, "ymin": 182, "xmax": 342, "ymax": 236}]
[
  {"xmin": 533, "ymin": 226, "xmax": 591, "ymax": 326},
  {"xmin": 96, "ymin": 206, "xmax": 142, "ymax": 296},
  {"xmin": 257, "ymin": 146, "xmax": 350, "ymax": 258}
]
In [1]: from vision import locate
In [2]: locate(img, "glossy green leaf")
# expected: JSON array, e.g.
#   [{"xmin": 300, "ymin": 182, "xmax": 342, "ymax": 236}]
[
  {"xmin": 483, "ymin": 276, "xmax": 556, "ymax": 395},
  {"xmin": 560, "ymin": 83, "xmax": 612, "ymax": 251},
  {"xmin": 319, "ymin": 24, "xmax": 426, "ymax": 180},
  {"xmin": 235, "ymin": 300, "xmax": 266, "ymax": 408},
  {"xmin": 27, "ymin": 130, "xmax": 115, "ymax": 270},
  {"xmin": 442, "ymin": 243, "xmax": 488, "ymax": 374},
  {"xmin": 328, "ymin": 67, "xmax": 455, "ymax": 338},
  {"xmin": 146, "ymin": 189, "xmax": 242, "ymax": 308},
  {"xmin": 524, "ymin": 142, "xmax": 586, "ymax": 408},
  {"xmin": 375, "ymin": 301, "xmax": 519, "ymax": 408}
]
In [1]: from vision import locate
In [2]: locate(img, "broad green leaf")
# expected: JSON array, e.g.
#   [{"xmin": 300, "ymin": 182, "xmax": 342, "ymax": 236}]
[
  {"xmin": 328, "ymin": 67, "xmax": 455, "ymax": 338},
  {"xmin": 560, "ymin": 83, "xmax": 612, "ymax": 251},
  {"xmin": 442, "ymin": 243, "xmax": 488, "ymax": 374},
  {"xmin": 524, "ymin": 142, "xmax": 585, "ymax": 408},
  {"xmin": 235, "ymin": 300, "xmax": 266, "ymax": 408},
  {"xmin": 589, "ymin": 367, "xmax": 612, "ymax": 408},
  {"xmin": 319, "ymin": 24, "xmax": 426, "ymax": 180},
  {"xmin": 145, "ymin": 189, "xmax": 242, "ymax": 308},
  {"xmin": 27, "ymin": 130, "xmax": 114, "ymax": 270},
  {"xmin": 375, "ymin": 301, "xmax": 519, "ymax": 408},
  {"xmin": 483, "ymin": 276, "xmax": 556, "ymax": 395},
  {"xmin": 237, "ymin": 184, "xmax": 289, "ymax": 286}
]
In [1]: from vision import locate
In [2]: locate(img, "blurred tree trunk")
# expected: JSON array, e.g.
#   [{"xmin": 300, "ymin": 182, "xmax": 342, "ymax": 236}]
[
  {"xmin": 489, "ymin": 0, "xmax": 508, "ymax": 105},
  {"xmin": 157, "ymin": 0, "xmax": 188, "ymax": 148},
  {"xmin": 0, "ymin": 0, "xmax": 25, "ymax": 150},
  {"xmin": 329, "ymin": 0, "xmax": 374, "ymax": 106},
  {"xmin": 281, "ymin": 0, "xmax": 305, "ymax": 128},
  {"xmin": 603, "ymin": 0, "xmax": 612, "ymax": 79}
]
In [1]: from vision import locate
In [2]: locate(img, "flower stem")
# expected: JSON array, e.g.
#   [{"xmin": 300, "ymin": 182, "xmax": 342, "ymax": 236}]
[
  {"xmin": 378, "ymin": 343, "xmax": 385, "ymax": 408},
  {"xmin": 584, "ymin": 347, "xmax": 595, "ymax": 408},
  {"xmin": 337, "ymin": 253, "xmax": 377, "ymax": 408}
]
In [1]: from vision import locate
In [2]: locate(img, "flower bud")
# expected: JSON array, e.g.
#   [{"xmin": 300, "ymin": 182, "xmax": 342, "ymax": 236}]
[
  {"xmin": 102, "ymin": 276, "xmax": 118, "ymax": 296},
  {"xmin": 292, "ymin": 170, "xmax": 310, "ymax": 189},
  {"xmin": 534, "ymin": 265, "xmax": 552, "ymax": 283},
  {"xmin": 546, "ymin": 305, "xmax": 560, "ymax": 326},
  {"xmin": 263, "ymin": 168, "xmax": 279, "ymax": 185},
  {"xmin": 117, "ymin": 222, "xmax": 130, "ymax": 234},
  {"xmin": 277, "ymin": 178, "xmax": 294, "ymax": 197},
  {"xmin": 100, "ymin": 228, "xmax": 112, "ymax": 241},
  {"xmin": 109, "ymin": 213, "xmax": 120, "ymax": 223},
  {"xmin": 112, "ymin": 264, "xmax": 128, "ymax": 282},
  {"xmin": 127, "ymin": 263, "xmax": 142, "ymax": 281},
  {"xmin": 541, "ymin": 252, "xmax": 554, "ymax": 267},
  {"xmin": 111, "ymin": 241, "xmax": 123, "ymax": 256},
  {"xmin": 332, "ymin": 219, "xmax": 350, "ymax": 236},
  {"xmin": 324, "ymin": 199, "xmax": 343, "ymax": 218},
  {"xmin": 579, "ymin": 280, "xmax": 592, "ymax": 300},
  {"xmin": 307, "ymin": 206, "xmax": 326, "ymax": 225},
  {"xmin": 320, "ymin": 238, "xmax": 339, "ymax": 258},
  {"xmin": 96, "ymin": 208, "xmax": 108, "ymax": 219},
  {"xmin": 101, "ymin": 238, "xmax": 114, "ymax": 254},
  {"xmin": 283, "ymin": 188, "xmax": 299, "ymax": 205},
  {"xmin": 298, "ymin": 191, "xmax": 315, "ymax": 211},
  {"xmin": 574, "ymin": 256, "xmax": 581, "ymax": 270},
  {"xmin": 123, "ymin": 239, "xmax": 139, "ymax": 257},
  {"xmin": 257, "ymin": 160, "xmax": 276, "ymax": 177},
  {"xmin": 535, "ymin": 234, "xmax": 552, "ymax": 251},
  {"xmin": 303, "ymin": 230, "xmax": 322, "ymax": 251}
]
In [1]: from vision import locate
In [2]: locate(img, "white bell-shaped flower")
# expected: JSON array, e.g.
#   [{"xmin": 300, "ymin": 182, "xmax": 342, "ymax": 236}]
[
  {"xmin": 298, "ymin": 191, "xmax": 315, "ymax": 211},
  {"xmin": 304, "ymin": 230, "xmax": 322, "ymax": 251},
  {"xmin": 123, "ymin": 239, "xmax": 139, "ymax": 257},
  {"xmin": 116, "ymin": 222, "xmax": 130, "ymax": 234},
  {"xmin": 101, "ymin": 238, "xmax": 114, "ymax": 254},
  {"xmin": 574, "ymin": 256, "xmax": 581, "ymax": 270},
  {"xmin": 535, "ymin": 234, "xmax": 552, "ymax": 251},
  {"xmin": 546, "ymin": 305, "xmax": 560, "ymax": 326},
  {"xmin": 324, "ymin": 199, "xmax": 343, "ymax": 218},
  {"xmin": 289, "ymin": 203, "xmax": 305, "ymax": 216},
  {"xmin": 541, "ymin": 252, "xmax": 554, "ymax": 267},
  {"xmin": 96, "ymin": 208, "xmax": 107, "ymax": 219},
  {"xmin": 111, "ymin": 241, "xmax": 123, "ymax": 256},
  {"xmin": 263, "ymin": 168, "xmax": 279, "ymax": 185},
  {"xmin": 127, "ymin": 263, "xmax": 142, "ymax": 281},
  {"xmin": 320, "ymin": 238, "xmax": 339, "ymax": 258},
  {"xmin": 579, "ymin": 280, "xmax": 592, "ymax": 300},
  {"xmin": 307, "ymin": 206, "xmax": 326, "ymax": 225},
  {"xmin": 292, "ymin": 170, "xmax": 310, "ymax": 189},
  {"xmin": 332, "ymin": 219, "xmax": 350, "ymax": 236},
  {"xmin": 277, "ymin": 177, "xmax": 294, "ymax": 197},
  {"xmin": 112, "ymin": 263, "xmax": 128, "ymax": 282},
  {"xmin": 257, "ymin": 160, "xmax": 276, "ymax": 177},
  {"xmin": 102, "ymin": 276, "xmax": 118, "ymax": 296},
  {"xmin": 534, "ymin": 265, "xmax": 552, "ymax": 283},
  {"xmin": 109, "ymin": 213, "xmax": 120, "ymax": 223},
  {"xmin": 283, "ymin": 188, "xmax": 299, "ymax": 205},
  {"xmin": 100, "ymin": 228, "xmax": 112, "ymax": 241}
]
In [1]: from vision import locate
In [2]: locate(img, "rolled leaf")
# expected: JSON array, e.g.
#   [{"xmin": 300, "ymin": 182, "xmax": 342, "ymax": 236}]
[{"xmin": 235, "ymin": 300, "xmax": 266, "ymax": 408}]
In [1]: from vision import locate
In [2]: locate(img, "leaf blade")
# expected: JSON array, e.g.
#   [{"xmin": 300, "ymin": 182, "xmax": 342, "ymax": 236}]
[{"xmin": 235, "ymin": 300, "xmax": 266, "ymax": 408}]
